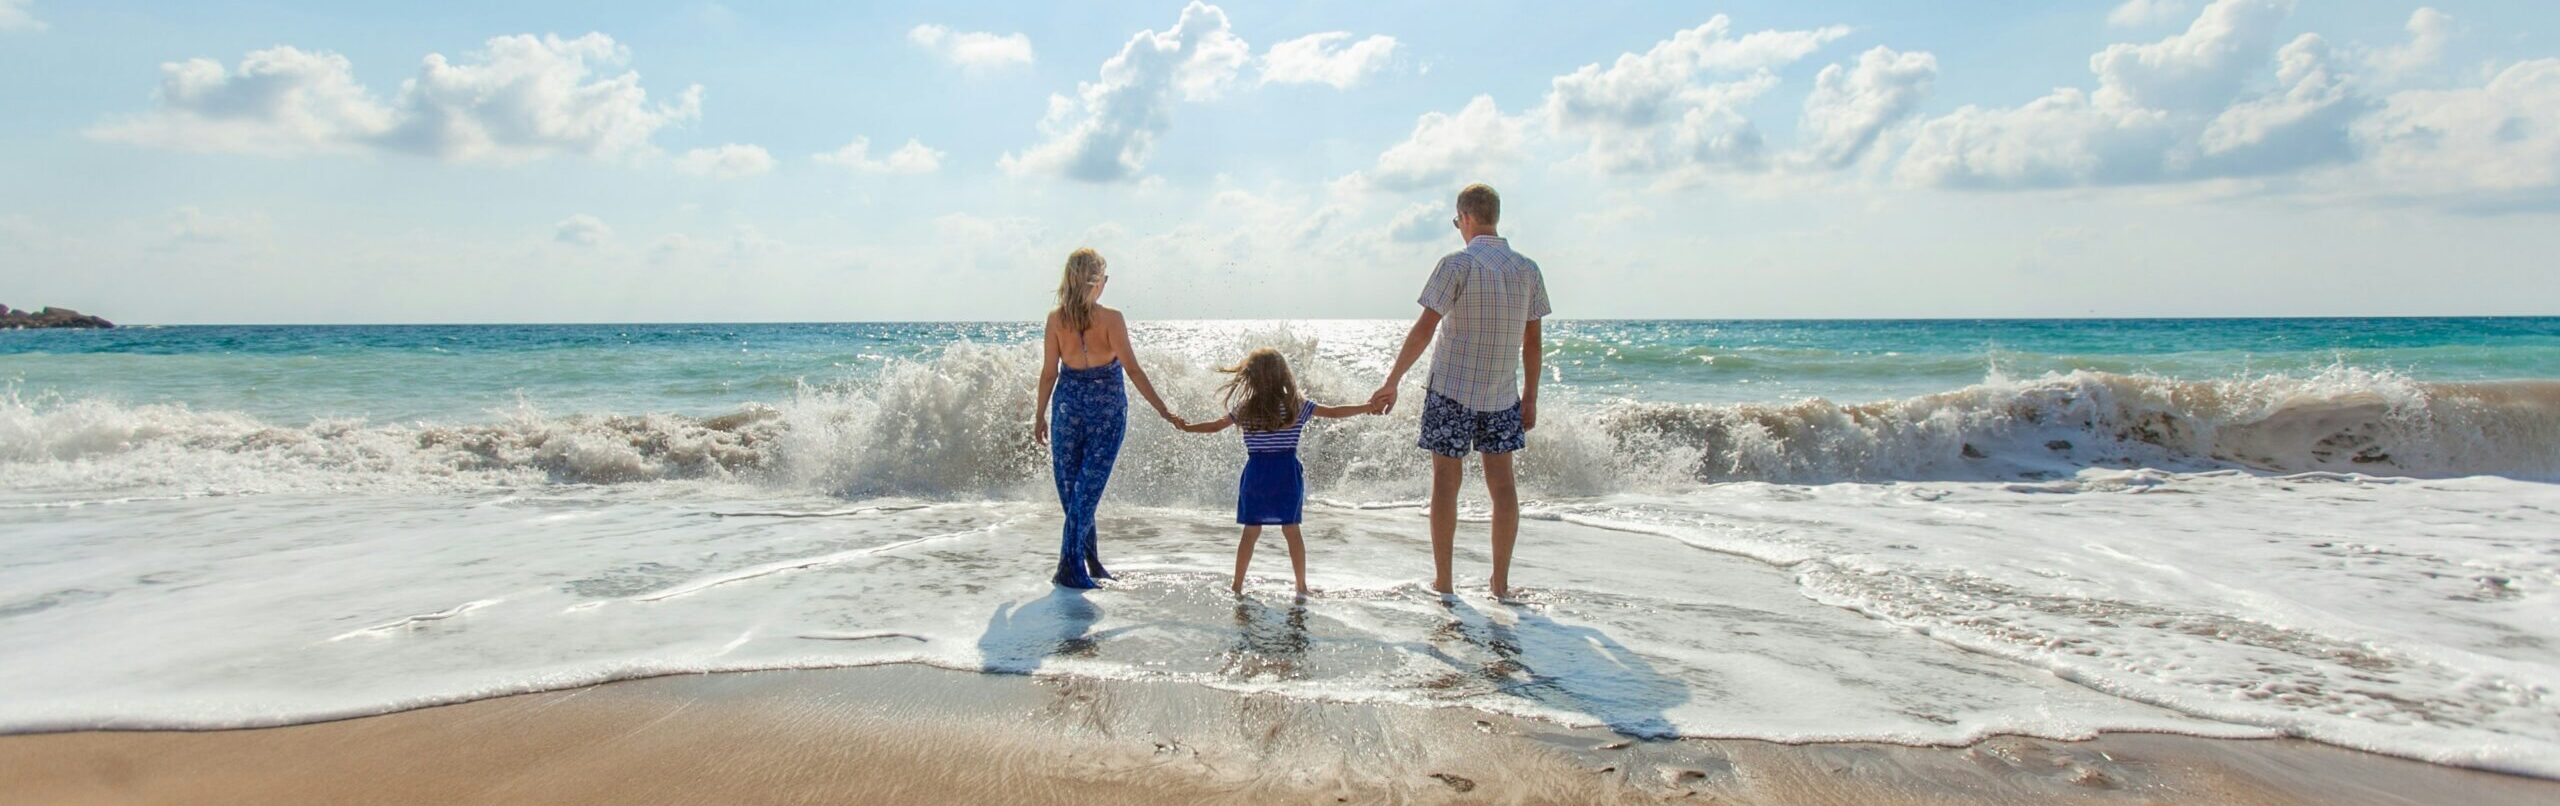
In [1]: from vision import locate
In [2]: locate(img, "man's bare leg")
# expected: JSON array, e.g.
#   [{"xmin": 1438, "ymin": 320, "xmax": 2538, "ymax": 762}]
[
  {"xmin": 1429, "ymin": 453, "xmax": 1464, "ymax": 595},
  {"xmin": 1482, "ymin": 451, "xmax": 1519, "ymax": 600}
]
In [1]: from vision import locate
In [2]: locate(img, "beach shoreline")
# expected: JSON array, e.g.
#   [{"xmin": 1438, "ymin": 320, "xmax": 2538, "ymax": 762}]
[{"xmin": 5, "ymin": 663, "xmax": 2551, "ymax": 805}]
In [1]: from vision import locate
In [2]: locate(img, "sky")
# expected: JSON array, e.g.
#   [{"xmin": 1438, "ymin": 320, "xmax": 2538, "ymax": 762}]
[{"xmin": 0, "ymin": 0, "xmax": 2555, "ymax": 324}]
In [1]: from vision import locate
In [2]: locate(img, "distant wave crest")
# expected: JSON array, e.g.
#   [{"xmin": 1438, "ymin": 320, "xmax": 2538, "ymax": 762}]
[{"xmin": 4, "ymin": 342, "xmax": 2555, "ymax": 497}]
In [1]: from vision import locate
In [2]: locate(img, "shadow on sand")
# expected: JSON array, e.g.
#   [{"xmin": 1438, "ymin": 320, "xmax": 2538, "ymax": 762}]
[
  {"xmin": 975, "ymin": 587, "xmax": 1115, "ymax": 674},
  {"xmin": 1415, "ymin": 599, "xmax": 1691, "ymax": 739}
]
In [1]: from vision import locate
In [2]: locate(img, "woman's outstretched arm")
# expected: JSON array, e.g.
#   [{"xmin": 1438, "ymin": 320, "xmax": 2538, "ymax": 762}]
[
  {"xmin": 1108, "ymin": 310, "xmax": 1180, "ymax": 424},
  {"xmin": 1033, "ymin": 312, "xmax": 1060, "ymax": 446},
  {"xmin": 1176, "ymin": 414, "xmax": 1234, "ymax": 434}
]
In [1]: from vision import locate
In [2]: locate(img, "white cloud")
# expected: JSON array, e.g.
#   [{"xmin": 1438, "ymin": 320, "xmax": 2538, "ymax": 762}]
[
  {"xmin": 1541, "ymin": 15, "xmax": 1848, "ymax": 174},
  {"xmin": 554, "ymin": 214, "xmax": 611, "ymax": 247},
  {"xmin": 1000, "ymin": 1, "xmax": 1250, "ymax": 182},
  {"xmin": 1897, "ymin": 90, "xmax": 2178, "ymax": 188},
  {"xmin": 1797, "ymin": 46, "xmax": 1938, "ymax": 169},
  {"xmin": 164, "ymin": 206, "xmax": 271, "ymax": 247},
  {"xmin": 1364, "ymin": 95, "xmax": 1527, "ymax": 192},
  {"xmin": 649, "ymin": 234, "xmax": 694, "ymax": 261},
  {"xmin": 2192, "ymin": 34, "xmax": 2362, "ymax": 175},
  {"xmin": 2107, "ymin": 0, "xmax": 2193, "ymax": 28},
  {"xmin": 89, "ymin": 33, "xmax": 702, "ymax": 164},
  {"xmin": 727, "ymin": 224, "xmax": 782, "ymax": 258},
  {"xmin": 2355, "ymin": 58, "xmax": 2560, "ymax": 199},
  {"xmin": 2368, "ymin": 7, "xmax": 2453, "ymax": 77},
  {"xmin": 0, "ymin": 0, "xmax": 45, "ymax": 32},
  {"xmin": 674, "ymin": 143, "xmax": 774, "ymax": 178},
  {"xmin": 377, "ymin": 34, "xmax": 702, "ymax": 163},
  {"xmin": 1897, "ymin": 0, "xmax": 2339, "ymax": 189},
  {"xmin": 907, "ymin": 24, "xmax": 1035, "ymax": 72},
  {"xmin": 1387, "ymin": 201, "xmax": 1447, "ymax": 243},
  {"xmin": 814, "ymin": 137, "xmax": 944, "ymax": 175},
  {"xmin": 87, "ymin": 47, "xmax": 395, "ymax": 156},
  {"xmin": 2089, "ymin": 0, "xmax": 2293, "ymax": 113},
  {"xmin": 1260, "ymin": 32, "xmax": 1397, "ymax": 89},
  {"xmin": 929, "ymin": 213, "xmax": 1051, "ymax": 272}
]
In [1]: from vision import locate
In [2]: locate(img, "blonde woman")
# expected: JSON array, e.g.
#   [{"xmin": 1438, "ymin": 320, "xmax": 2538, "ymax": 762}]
[{"xmin": 1033, "ymin": 248, "xmax": 1179, "ymax": 588}]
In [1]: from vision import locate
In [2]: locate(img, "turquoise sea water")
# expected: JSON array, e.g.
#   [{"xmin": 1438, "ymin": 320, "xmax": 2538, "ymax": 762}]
[{"xmin": 6, "ymin": 318, "xmax": 2556, "ymax": 423}]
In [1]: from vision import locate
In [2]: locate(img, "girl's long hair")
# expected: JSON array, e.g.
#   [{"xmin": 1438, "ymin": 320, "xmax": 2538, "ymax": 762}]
[
  {"xmin": 1218, "ymin": 348, "xmax": 1304, "ymax": 432},
  {"xmin": 1055, "ymin": 248, "xmax": 1106, "ymax": 333}
]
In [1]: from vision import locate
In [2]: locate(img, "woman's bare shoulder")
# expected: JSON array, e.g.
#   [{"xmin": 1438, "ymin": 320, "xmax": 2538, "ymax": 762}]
[{"xmin": 1092, "ymin": 305, "xmax": 1126, "ymax": 326}]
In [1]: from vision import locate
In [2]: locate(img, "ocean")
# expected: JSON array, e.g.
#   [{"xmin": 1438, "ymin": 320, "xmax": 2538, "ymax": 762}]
[{"xmin": 3, "ymin": 318, "xmax": 2556, "ymax": 776}]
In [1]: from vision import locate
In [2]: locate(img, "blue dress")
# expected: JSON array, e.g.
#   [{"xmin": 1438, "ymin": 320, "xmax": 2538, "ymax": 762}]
[{"xmin": 1236, "ymin": 401, "xmax": 1315, "ymax": 526}]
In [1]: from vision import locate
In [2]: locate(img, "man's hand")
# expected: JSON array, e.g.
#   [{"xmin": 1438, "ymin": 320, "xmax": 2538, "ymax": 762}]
[
  {"xmin": 1368, "ymin": 383, "xmax": 1400, "ymax": 415},
  {"xmin": 1520, "ymin": 397, "xmax": 1537, "ymax": 432}
]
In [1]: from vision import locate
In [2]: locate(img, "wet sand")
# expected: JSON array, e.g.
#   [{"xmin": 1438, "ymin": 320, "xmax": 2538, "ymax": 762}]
[{"xmin": 2, "ymin": 664, "xmax": 2552, "ymax": 805}]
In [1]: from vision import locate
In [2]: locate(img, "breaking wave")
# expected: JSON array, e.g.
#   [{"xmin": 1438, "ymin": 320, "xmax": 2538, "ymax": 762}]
[{"xmin": 3, "ymin": 342, "xmax": 2555, "ymax": 498}]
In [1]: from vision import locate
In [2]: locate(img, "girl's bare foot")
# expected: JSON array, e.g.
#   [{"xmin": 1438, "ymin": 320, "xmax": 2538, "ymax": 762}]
[{"xmin": 1229, "ymin": 581, "xmax": 1245, "ymax": 596}]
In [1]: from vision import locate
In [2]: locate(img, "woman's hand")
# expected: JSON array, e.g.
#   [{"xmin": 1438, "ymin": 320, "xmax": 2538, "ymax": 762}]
[
  {"xmin": 1033, "ymin": 416, "xmax": 1050, "ymax": 447},
  {"xmin": 1158, "ymin": 407, "xmax": 1184, "ymax": 427}
]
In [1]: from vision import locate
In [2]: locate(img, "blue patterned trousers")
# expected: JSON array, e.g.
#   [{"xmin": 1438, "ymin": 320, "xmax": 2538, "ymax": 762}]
[{"xmin": 1048, "ymin": 360, "xmax": 1125, "ymax": 588}]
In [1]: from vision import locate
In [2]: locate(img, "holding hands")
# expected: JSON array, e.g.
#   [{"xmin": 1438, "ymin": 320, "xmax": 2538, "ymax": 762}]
[{"xmin": 1366, "ymin": 382, "xmax": 1399, "ymax": 415}]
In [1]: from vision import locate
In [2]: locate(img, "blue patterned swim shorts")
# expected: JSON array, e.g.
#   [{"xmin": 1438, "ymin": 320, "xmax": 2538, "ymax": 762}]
[{"xmin": 1418, "ymin": 390, "xmax": 1524, "ymax": 458}]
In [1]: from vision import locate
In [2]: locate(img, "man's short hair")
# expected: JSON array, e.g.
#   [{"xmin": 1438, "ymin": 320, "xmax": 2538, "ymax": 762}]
[{"xmin": 1456, "ymin": 183, "xmax": 1500, "ymax": 226}]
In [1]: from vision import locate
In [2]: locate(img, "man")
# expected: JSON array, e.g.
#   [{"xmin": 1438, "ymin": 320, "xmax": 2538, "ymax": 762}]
[{"xmin": 1369, "ymin": 183, "xmax": 1551, "ymax": 600}]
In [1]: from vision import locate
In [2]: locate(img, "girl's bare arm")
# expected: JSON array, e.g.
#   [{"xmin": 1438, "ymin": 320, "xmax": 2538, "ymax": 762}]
[{"xmin": 1312, "ymin": 402, "xmax": 1380, "ymax": 419}]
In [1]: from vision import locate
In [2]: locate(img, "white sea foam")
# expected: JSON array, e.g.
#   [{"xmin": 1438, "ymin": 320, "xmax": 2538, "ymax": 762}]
[
  {"xmin": 2, "ymin": 347, "xmax": 2553, "ymax": 500},
  {"xmin": 2, "ymin": 343, "xmax": 2556, "ymax": 777},
  {"xmin": 0, "ymin": 472, "xmax": 2553, "ymax": 775}
]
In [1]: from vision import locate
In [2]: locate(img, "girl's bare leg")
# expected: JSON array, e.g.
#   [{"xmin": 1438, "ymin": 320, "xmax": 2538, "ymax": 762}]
[
  {"xmin": 1281, "ymin": 524, "xmax": 1309, "ymax": 596},
  {"xmin": 1231, "ymin": 526, "xmax": 1262, "ymax": 594}
]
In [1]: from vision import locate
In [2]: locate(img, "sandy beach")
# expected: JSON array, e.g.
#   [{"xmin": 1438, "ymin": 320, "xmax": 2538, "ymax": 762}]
[{"xmin": 5, "ymin": 663, "xmax": 2551, "ymax": 805}]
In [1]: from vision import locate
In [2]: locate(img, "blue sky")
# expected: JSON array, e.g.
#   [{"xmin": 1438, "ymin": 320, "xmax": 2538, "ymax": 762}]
[{"xmin": 1, "ymin": 0, "xmax": 2555, "ymax": 323}]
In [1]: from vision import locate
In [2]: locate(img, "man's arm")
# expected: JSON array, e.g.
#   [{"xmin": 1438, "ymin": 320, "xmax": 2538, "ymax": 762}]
[
  {"xmin": 1520, "ymin": 318, "xmax": 1541, "ymax": 431},
  {"xmin": 1369, "ymin": 307, "xmax": 1443, "ymax": 413}
]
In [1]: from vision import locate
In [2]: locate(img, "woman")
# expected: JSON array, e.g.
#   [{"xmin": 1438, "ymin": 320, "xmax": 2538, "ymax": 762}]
[{"xmin": 1033, "ymin": 248, "xmax": 1179, "ymax": 589}]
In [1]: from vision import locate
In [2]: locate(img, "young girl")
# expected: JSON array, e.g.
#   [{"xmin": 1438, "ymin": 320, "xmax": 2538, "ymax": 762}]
[{"xmin": 1177, "ymin": 348, "xmax": 1378, "ymax": 596}]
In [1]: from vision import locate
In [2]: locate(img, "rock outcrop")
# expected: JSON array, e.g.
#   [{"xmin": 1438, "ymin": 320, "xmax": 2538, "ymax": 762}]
[{"xmin": 0, "ymin": 304, "xmax": 115, "ymax": 329}]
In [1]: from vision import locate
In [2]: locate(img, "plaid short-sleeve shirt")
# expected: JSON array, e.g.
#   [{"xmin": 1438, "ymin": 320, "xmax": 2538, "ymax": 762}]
[{"xmin": 1417, "ymin": 235, "xmax": 1551, "ymax": 412}]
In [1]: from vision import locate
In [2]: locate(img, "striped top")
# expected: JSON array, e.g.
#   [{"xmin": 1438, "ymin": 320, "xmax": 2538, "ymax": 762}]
[{"xmin": 1239, "ymin": 400, "xmax": 1317, "ymax": 454}]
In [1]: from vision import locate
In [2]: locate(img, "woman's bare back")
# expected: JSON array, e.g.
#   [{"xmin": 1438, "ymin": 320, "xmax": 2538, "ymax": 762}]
[{"xmin": 1052, "ymin": 306, "xmax": 1122, "ymax": 370}]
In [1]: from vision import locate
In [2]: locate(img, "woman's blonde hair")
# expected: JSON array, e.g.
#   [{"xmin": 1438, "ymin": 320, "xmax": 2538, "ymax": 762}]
[
  {"xmin": 1055, "ymin": 248, "xmax": 1107, "ymax": 333},
  {"xmin": 1218, "ymin": 348, "xmax": 1304, "ymax": 432}
]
